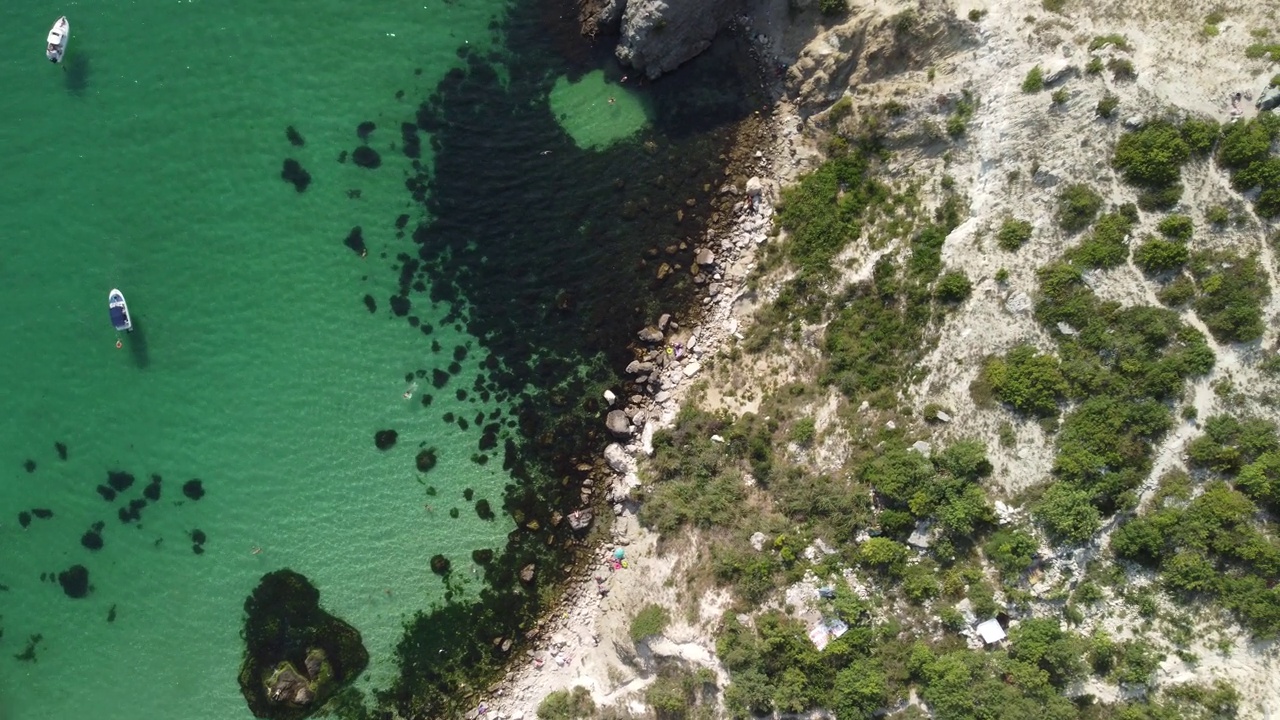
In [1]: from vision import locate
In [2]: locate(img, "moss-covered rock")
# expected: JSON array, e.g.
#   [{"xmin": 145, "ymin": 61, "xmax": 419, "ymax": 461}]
[{"xmin": 238, "ymin": 570, "xmax": 368, "ymax": 719}]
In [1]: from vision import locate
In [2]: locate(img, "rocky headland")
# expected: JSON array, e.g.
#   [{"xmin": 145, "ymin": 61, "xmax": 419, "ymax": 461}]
[{"xmin": 481, "ymin": 0, "xmax": 1280, "ymax": 716}]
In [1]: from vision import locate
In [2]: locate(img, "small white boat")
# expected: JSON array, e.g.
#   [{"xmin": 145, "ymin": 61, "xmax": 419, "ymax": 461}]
[
  {"xmin": 109, "ymin": 289, "xmax": 133, "ymax": 333},
  {"xmin": 46, "ymin": 17, "xmax": 69, "ymax": 64}
]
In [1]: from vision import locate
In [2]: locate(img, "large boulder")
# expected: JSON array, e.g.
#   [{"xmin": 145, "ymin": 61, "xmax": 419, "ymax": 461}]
[
  {"xmin": 238, "ymin": 570, "xmax": 368, "ymax": 719},
  {"xmin": 1258, "ymin": 86, "xmax": 1280, "ymax": 112},
  {"xmin": 615, "ymin": 0, "xmax": 747, "ymax": 79},
  {"xmin": 606, "ymin": 410, "xmax": 632, "ymax": 437}
]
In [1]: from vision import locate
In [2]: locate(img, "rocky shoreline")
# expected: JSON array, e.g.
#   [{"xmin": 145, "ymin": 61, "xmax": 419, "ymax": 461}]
[{"xmin": 472, "ymin": 100, "xmax": 787, "ymax": 719}]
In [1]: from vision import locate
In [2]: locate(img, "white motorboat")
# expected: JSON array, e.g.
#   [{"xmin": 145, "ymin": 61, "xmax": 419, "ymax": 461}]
[
  {"xmin": 109, "ymin": 289, "xmax": 133, "ymax": 333},
  {"xmin": 46, "ymin": 17, "xmax": 69, "ymax": 64}
]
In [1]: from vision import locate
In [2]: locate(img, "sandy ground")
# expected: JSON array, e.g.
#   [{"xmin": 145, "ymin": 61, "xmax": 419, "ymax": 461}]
[{"xmin": 479, "ymin": 0, "xmax": 1280, "ymax": 715}]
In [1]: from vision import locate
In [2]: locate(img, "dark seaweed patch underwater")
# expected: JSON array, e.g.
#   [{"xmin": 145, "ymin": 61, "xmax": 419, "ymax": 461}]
[{"xmin": 326, "ymin": 0, "xmax": 762, "ymax": 716}]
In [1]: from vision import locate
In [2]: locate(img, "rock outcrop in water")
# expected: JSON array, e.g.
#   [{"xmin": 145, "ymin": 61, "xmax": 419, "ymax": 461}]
[
  {"xmin": 238, "ymin": 570, "xmax": 368, "ymax": 720},
  {"xmin": 591, "ymin": 0, "xmax": 745, "ymax": 79}
]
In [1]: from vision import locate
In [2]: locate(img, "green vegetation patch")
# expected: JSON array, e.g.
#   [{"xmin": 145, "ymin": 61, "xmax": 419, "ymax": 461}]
[
  {"xmin": 1022, "ymin": 65, "xmax": 1045, "ymax": 93},
  {"xmin": 822, "ymin": 196, "xmax": 967, "ymax": 400},
  {"xmin": 1134, "ymin": 236, "xmax": 1189, "ymax": 275},
  {"xmin": 777, "ymin": 144, "xmax": 885, "ymax": 276},
  {"xmin": 630, "ymin": 603, "xmax": 671, "ymax": 642},
  {"xmin": 1068, "ymin": 210, "xmax": 1134, "ymax": 268},
  {"xmin": 1028, "ymin": 262, "xmax": 1213, "ymax": 540},
  {"xmin": 1188, "ymin": 250, "xmax": 1270, "ymax": 343},
  {"xmin": 1112, "ymin": 119, "xmax": 1217, "ymax": 210},
  {"xmin": 1218, "ymin": 112, "xmax": 1280, "ymax": 216},
  {"xmin": 1156, "ymin": 214, "xmax": 1193, "ymax": 240},
  {"xmin": 1114, "ymin": 415, "xmax": 1280, "ymax": 637},
  {"xmin": 983, "ymin": 344, "xmax": 1068, "ymax": 417},
  {"xmin": 1056, "ymin": 183, "xmax": 1102, "ymax": 233},
  {"xmin": 536, "ymin": 687, "xmax": 595, "ymax": 720},
  {"xmin": 997, "ymin": 218, "xmax": 1033, "ymax": 250},
  {"xmin": 1089, "ymin": 33, "xmax": 1132, "ymax": 51}
]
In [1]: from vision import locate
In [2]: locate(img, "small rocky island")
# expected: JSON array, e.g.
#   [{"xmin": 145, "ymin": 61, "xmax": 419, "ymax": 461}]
[{"xmin": 238, "ymin": 570, "xmax": 368, "ymax": 719}]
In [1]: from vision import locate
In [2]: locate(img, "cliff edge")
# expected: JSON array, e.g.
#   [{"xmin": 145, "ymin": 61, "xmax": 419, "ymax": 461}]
[{"xmin": 599, "ymin": 0, "xmax": 745, "ymax": 79}]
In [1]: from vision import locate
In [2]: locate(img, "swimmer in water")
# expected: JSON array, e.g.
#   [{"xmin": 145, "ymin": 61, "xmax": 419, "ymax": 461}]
[
  {"xmin": 251, "ymin": 546, "xmax": 262, "ymax": 555},
  {"xmin": 403, "ymin": 381, "xmax": 418, "ymax": 399},
  {"xmin": 540, "ymin": 150, "xmax": 552, "ymax": 156}
]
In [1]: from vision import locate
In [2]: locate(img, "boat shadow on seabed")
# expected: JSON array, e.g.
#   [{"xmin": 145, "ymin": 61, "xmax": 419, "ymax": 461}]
[
  {"xmin": 63, "ymin": 50, "xmax": 89, "ymax": 95},
  {"xmin": 124, "ymin": 321, "xmax": 149, "ymax": 369}
]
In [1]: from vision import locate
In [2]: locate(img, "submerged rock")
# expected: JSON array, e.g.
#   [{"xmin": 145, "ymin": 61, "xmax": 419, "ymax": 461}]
[
  {"xmin": 285, "ymin": 126, "xmax": 306, "ymax": 147},
  {"xmin": 54, "ymin": 441, "xmax": 67, "ymax": 460},
  {"xmin": 352, "ymin": 146, "xmax": 381, "ymax": 169},
  {"xmin": 58, "ymin": 565, "xmax": 90, "ymax": 599},
  {"xmin": 415, "ymin": 448, "xmax": 438, "ymax": 473},
  {"xmin": 281, "ymin": 159, "xmax": 311, "ymax": 193},
  {"xmin": 238, "ymin": 570, "xmax": 368, "ymax": 720},
  {"xmin": 182, "ymin": 479, "xmax": 206, "ymax": 501},
  {"xmin": 107, "ymin": 471, "xmax": 135, "ymax": 493},
  {"xmin": 374, "ymin": 430, "xmax": 398, "ymax": 450}
]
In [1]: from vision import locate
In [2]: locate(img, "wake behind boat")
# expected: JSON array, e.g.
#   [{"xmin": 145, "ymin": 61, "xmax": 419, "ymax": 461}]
[
  {"xmin": 109, "ymin": 289, "xmax": 133, "ymax": 333},
  {"xmin": 46, "ymin": 17, "xmax": 69, "ymax": 64}
]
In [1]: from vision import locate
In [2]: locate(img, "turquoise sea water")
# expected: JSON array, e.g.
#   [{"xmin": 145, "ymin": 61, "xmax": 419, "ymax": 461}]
[
  {"xmin": 0, "ymin": 1, "xmax": 559, "ymax": 718},
  {"xmin": 0, "ymin": 0, "xmax": 756, "ymax": 715}
]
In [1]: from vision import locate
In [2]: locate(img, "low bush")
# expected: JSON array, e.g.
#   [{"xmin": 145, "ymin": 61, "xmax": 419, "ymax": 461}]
[
  {"xmin": 1157, "ymin": 214, "xmax": 1194, "ymax": 240},
  {"xmin": 537, "ymin": 687, "xmax": 596, "ymax": 720},
  {"xmin": 1085, "ymin": 57, "xmax": 1104, "ymax": 75},
  {"xmin": 777, "ymin": 145, "xmax": 884, "ymax": 277},
  {"xmin": 1089, "ymin": 33, "xmax": 1132, "ymax": 51},
  {"xmin": 1028, "ymin": 262, "xmax": 1214, "ymax": 538},
  {"xmin": 984, "ymin": 528, "xmax": 1039, "ymax": 580},
  {"xmin": 1069, "ymin": 210, "xmax": 1133, "ymax": 268},
  {"xmin": 1114, "ymin": 427, "xmax": 1280, "ymax": 637},
  {"xmin": 1188, "ymin": 251, "xmax": 1269, "ymax": 343},
  {"xmin": 935, "ymin": 270, "xmax": 972, "ymax": 303},
  {"xmin": 1108, "ymin": 58, "xmax": 1136, "ymax": 81},
  {"xmin": 1218, "ymin": 113, "xmax": 1280, "ymax": 216},
  {"xmin": 983, "ymin": 345, "xmax": 1068, "ymax": 417},
  {"xmin": 1157, "ymin": 275, "xmax": 1196, "ymax": 307},
  {"xmin": 996, "ymin": 217, "xmax": 1033, "ymax": 250},
  {"xmin": 1096, "ymin": 92, "xmax": 1119, "ymax": 118},
  {"xmin": 1134, "ymin": 236, "xmax": 1189, "ymax": 274},
  {"xmin": 819, "ymin": 0, "xmax": 848, "ymax": 16},
  {"xmin": 630, "ymin": 604, "xmax": 671, "ymax": 642},
  {"xmin": 1022, "ymin": 65, "xmax": 1044, "ymax": 93},
  {"xmin": 1113, "ymin": 121, "xmax": 1191, "ymax": 188},
  {"xmin": 1056, "ymin": 183, "xmax": 1103, "ymax": 233}
]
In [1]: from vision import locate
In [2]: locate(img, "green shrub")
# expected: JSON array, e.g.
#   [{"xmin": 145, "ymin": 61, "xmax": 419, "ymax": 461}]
[
  {"xmin": 1022, "ymin": 66, "xmax": 1045, "ymax": 93},
  {"xmin": 1056, "ymin": 183, "xmax": 1103, "ymax": 233},
  {"xmin": 997, "ymin": 217, "xmax": 1033, "ymax": 250},
  {"xmin": 1089, "ymin": 33, "xmax": 1132, "ymax": 51},
  {"xmin": 819, "ymin": 0, "xmax": 848, "ymax": 15},
  {"xmin": 935, "ymin": 270, "xmax": 972, "ymax": 303},
  {"xmin": 1189, "ymin": 251, "xmax": 1269, "ymax": 343},
  {"xmin": 1245, "ymin": 42, "xmax": 1280, "ymax": 60},
  {"xmin": 859, "ymin": 537, "xmax": 910, "ymax": 574},
  {"xmin": 1051, "ymin": 88, "xmax": 1069, "ymax": 105},
  {"xmin": 1042, "ymin": 0, "xmax": 1065, "ymax": 12},
  {"xmin": 1205, "ymin": 205, "xmax": 1230, "ymax": 225},
  {"xmin": 778, "ymin": 147, "xmax": 882, "ymax": 277},
  {"xmin": 790, "ymin": 417, "xmax": 817, "ymax": 447},
  {"xmin": 1096, "ymin": 92, "xmax": 1119, "ymax": 118},
  {"xmin": 1113, "ymin": 121, "xmax": 1191, "ymax": 188},
  {"xmin": 537, "ymin": 687, "xmax": 596, "ymax": 720},
  {"xmin": 984, "ymin": 345, "xmax": 1068, "ymax": 417},
  {"xmin": 630, "ymin": 603, "xmax": 671, "ymax": 642},
  {"xmin": 1070, "ymin": 211, "xmax": 1133, "ymax": 268},
  {"xmin": 1157, "ymin": 275, "xmax": 1196, "ymax": 306},
  {"xmin": 827, "ymin": 97, "xmax": 853, "ymax": 124},
  {"xmin": 1157, "ymin": 214, "xmax": 1194, "ymax": 240},
  {"xmin": 967, "ymin": 8, "xmax": 986, "ymax": 21},
  {"xmin": 1134, "ymin": 237, "xmax": 1189, "ymax": 274},
  {"xmin": 1085, "ymin": 57, "xmax": 1104, "ymax": 75},
  {"xmin": 984, "ymin": 528, "xmax": 1039, "ymax": 579},
  {"xmin": 1035, "ymin": 483, "xmax": 1102, "ymax": 543},
  {"xmin": 1181, "ymin": 118, "xmax": 1220, "ymax": 155},
  {"xmin": 1108, "ymin": 58, "xmax": 1136, "ymax": 81},
  {"xmin": 947, "ymin": 91, "xmax": 977, "ymax": 138}
]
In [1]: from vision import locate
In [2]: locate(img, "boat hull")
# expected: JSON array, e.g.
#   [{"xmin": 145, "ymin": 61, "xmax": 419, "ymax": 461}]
[
  {"xmin": 46, "ymin": 17, "xmax": 68, "ymax": 64},
  {"xmin": 109, "ymin": 289, "xmax": 133, "ymax": 333}
]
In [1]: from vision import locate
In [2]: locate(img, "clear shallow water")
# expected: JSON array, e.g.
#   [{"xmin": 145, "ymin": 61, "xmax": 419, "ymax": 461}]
[{"xmin": 0, "ymin": 1, "xmax": 515, "ymax": 718}]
